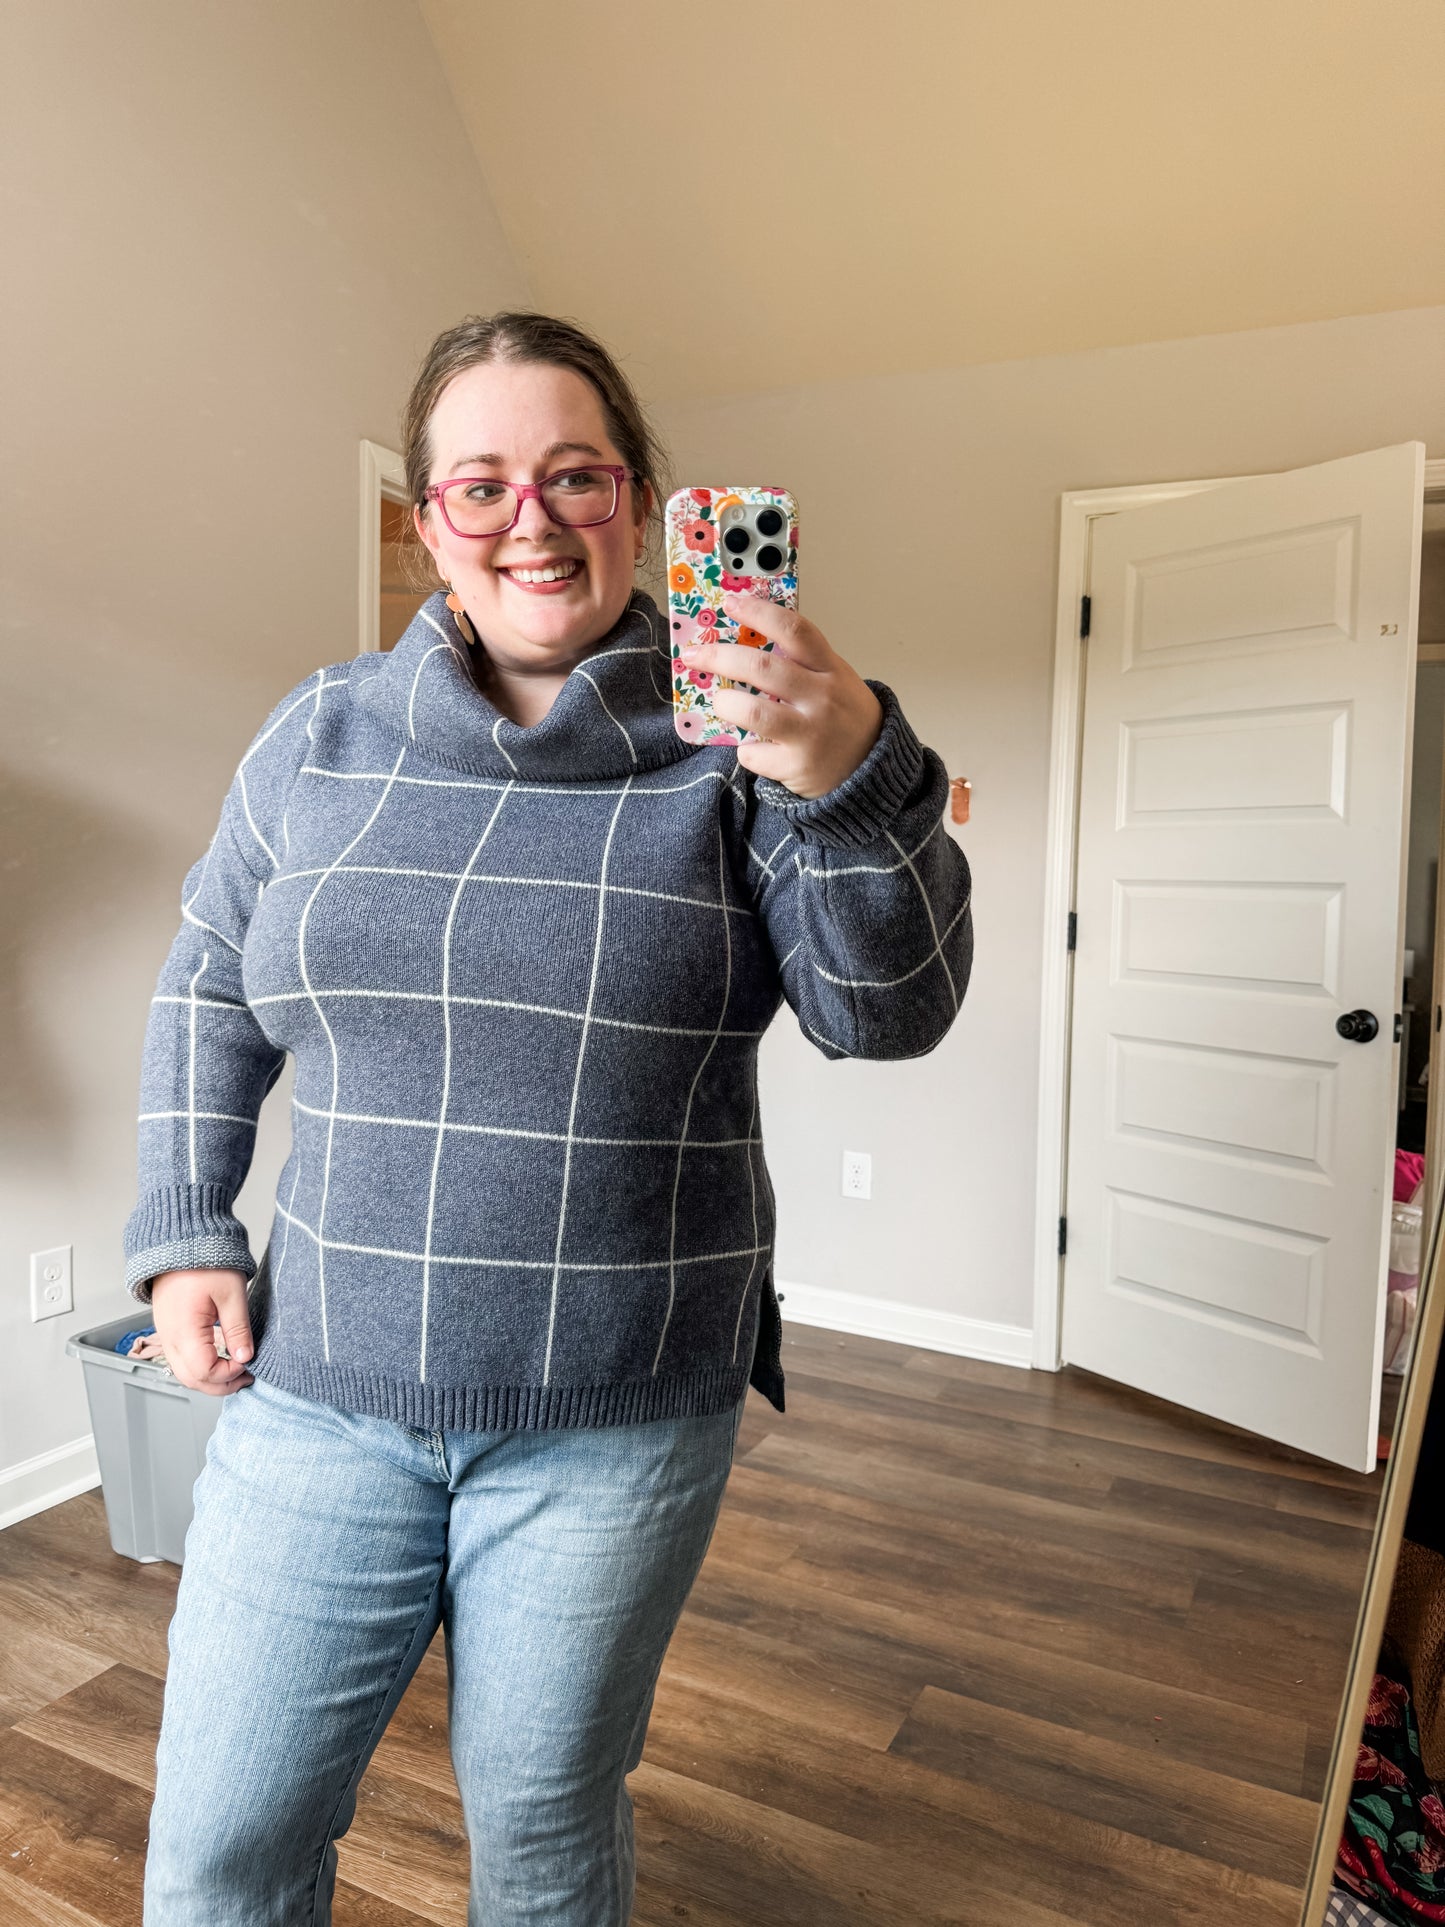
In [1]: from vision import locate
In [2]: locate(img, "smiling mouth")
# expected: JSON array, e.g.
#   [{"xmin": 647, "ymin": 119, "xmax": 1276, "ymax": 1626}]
[{"xmin": 497, "ymin": 559, "xmax": 582, "ymax": 586}]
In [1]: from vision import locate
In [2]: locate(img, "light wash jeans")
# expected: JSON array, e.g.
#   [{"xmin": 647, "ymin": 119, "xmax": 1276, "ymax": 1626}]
[{"xmin": 143, "ymin": 1373, "xmax": 745, "ymax": 1926}]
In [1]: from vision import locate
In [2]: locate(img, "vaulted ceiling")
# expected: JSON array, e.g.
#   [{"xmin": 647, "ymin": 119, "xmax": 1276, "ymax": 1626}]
[{"xmin": 420, "ymin": 0, "xmax": 1444, "ymax": 400}]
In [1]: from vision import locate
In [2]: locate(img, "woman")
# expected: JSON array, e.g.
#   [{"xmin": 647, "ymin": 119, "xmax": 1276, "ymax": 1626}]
[{"xmin": 125, "ymin": 311, "xmax": 973, "ymax": 1924}]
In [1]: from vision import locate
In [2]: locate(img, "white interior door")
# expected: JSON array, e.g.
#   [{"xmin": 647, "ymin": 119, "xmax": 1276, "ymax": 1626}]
[{"xmin": 1062, "ymin": 442, "xmax": 1425, "ymax": 1471}]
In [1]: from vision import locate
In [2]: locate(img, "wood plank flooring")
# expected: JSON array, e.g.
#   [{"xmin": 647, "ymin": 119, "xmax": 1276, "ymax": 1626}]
[{"xmin": 0, "ymin": 1324, "xmax": 1386, "ymax": 1925}]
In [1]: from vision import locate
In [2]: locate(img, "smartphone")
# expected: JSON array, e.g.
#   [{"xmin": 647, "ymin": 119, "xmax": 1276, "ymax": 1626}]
[{"xmin": 666, "ymin": 486, "xmax": 799, "ymax": 747}]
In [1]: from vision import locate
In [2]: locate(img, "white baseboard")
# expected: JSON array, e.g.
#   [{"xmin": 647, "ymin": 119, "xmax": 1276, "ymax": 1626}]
[
  {"xmin": 0, "ymin": 1436, "xmax": 101, "ymax": 1532},
  {"xmin": 776, "ymin": 1279, "xmax": 1033, "ymax": 1369}
]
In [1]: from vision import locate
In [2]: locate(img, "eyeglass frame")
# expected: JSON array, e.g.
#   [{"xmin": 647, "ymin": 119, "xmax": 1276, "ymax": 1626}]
[{"xmin": 420, "ymin": 464, "xmax": 635, "ymax": 539}]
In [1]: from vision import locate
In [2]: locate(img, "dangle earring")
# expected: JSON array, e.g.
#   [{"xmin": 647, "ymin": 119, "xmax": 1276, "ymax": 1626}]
[{"xmin": 442, "ymin": 579, "xmax": 477, "ymax": 648}]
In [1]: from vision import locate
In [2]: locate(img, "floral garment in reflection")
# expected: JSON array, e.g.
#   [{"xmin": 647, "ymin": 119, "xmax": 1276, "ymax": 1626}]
[{"xmin": 1338, "ymin": 1659, "xmax": 1445, "ymax": 1922}]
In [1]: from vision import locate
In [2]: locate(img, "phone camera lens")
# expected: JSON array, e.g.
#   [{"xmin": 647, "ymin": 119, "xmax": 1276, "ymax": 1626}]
[
  {"xmin": 755, "ymin": 508, "xmax": 784, "ymax": 538},
  {"xmin": 723, "ymin": 527, "xmax": 751, "ymax": 554},
  {"xmin": 755, "ymin": 544, "xmax": 783, "ymax": 573}
]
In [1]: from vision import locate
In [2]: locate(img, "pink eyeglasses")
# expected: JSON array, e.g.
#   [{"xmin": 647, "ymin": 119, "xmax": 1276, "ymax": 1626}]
[{"xmin": 422, "ymin": 464, "xmax": 633, "ymax": 538}]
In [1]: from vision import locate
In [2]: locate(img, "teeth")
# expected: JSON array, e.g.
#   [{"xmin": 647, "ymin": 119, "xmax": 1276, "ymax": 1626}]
[{"xmin": 506, "ymin": 562, "xmax": 579, "ymax": 584}]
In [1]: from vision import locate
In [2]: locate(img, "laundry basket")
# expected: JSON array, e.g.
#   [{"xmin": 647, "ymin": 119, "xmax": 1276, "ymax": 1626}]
[{"xmin": 66, "ymin": 1313, "xmax": 225, "ymax": 1564}]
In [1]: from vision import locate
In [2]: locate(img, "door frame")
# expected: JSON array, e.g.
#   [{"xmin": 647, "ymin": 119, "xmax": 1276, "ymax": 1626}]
[
  {"xmin": 1031, "ymin": 455, "xmax": 1445, "ymax": 1373},
  {"xmin": 357, "ymin": 439, "xmax": 410, "ymax": 656}
]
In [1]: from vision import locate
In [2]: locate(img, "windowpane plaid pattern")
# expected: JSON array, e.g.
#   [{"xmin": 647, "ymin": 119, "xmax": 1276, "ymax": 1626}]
[
  {"xmin": 123, "ymin": 590, "xmax": 973, "ymax": 1430},
  {"xmin": 1326, "ymin": 1889, "xmax": 1397, "ymax": 1927}
]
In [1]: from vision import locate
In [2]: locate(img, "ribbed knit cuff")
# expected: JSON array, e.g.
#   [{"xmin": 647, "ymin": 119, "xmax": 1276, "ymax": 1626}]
[
  {"xmin": 123, "ymin": 1182, "xmax": 257, "ymax": 1303},
  {"xmin": 751, "ymin": 680, "xmax": 927, "ymax": 850}
]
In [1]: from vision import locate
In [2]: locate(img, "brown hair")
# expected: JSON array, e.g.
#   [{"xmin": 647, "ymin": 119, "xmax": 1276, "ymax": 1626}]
[{"xmin": 400, "ymin": 311, "xmax": 667, "ymax": 582}]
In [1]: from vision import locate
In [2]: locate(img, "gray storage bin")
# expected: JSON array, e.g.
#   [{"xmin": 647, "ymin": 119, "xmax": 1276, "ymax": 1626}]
[{"xmin": 67, "ymin": 1313, "xmax": 226, "ymax": 1564}]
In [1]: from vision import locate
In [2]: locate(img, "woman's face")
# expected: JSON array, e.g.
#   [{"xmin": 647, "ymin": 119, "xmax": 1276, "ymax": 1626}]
[{"xmin": 414, "ymin": 358, "xmax": 649, "ymax": 673}]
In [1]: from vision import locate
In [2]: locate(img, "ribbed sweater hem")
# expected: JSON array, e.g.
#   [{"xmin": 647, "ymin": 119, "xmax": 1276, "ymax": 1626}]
[{"xmin": 250, "ymin": 1351, "xmax": 752, "ymax": 1433}]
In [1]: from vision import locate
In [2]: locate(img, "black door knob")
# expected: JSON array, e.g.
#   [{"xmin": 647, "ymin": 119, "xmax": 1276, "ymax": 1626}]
[{"xmin": 1336, "ymin": 1009, "xmax": 1380, "ymax": 1043}]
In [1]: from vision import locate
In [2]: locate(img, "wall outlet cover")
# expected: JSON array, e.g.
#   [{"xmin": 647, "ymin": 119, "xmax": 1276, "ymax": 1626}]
[
  {"xmin": 842, "ymin": 1150, "xmax": 872, "ymax": 1200},
  {"xmin": 30, "ymin": 1245, "xmax": 74, "ymax": 1321}
]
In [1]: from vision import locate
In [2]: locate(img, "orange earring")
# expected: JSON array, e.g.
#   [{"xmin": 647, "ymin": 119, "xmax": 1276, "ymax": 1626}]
[{"xmin": 442, "ymin": 580, "xmax": 477, "ymax": 648}]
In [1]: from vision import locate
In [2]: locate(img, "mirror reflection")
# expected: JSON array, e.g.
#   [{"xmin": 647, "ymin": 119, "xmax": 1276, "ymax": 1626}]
[
  {"xmin": 3, "ymin": 8, "xmax": 1441, "ymax": 1927},
  {"xmin": 1323, "ymin": 1349, "xmax": 1445, "ymax": 1926}
]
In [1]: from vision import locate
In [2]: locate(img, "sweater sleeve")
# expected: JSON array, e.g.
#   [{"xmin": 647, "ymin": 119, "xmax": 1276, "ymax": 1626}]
[
  {"xmin": 729, "ymin": 679, "xmax": 973, "ymax": 1059},
  {"xmin": 121, "ymin": 669, "xmax": 333, "ymax": 1303}
]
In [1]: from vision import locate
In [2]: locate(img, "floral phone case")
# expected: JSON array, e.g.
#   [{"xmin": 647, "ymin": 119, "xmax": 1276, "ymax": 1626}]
[{"xmin": 666, "ymin": 486, "xmax": 799, "ymax": 746}]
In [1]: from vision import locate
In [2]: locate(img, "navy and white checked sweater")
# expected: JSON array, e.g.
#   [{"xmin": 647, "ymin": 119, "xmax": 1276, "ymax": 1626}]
[{"xmin": 122, "ymin": 589, "xmax": 973, "ymax": 1430}]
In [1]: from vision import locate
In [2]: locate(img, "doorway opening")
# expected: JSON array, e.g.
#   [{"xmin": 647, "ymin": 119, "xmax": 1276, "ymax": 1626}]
[
  {"xmin": 379, "ymin": 498, "xmax": 428, "ymax": 651},
  {"xmin": 358, "ymin": 440, "xmax": 429, "ymax": 655},
  {"xmin": 1390, "ymin": 509, "xmax": 1445, "ymax": 1434}
]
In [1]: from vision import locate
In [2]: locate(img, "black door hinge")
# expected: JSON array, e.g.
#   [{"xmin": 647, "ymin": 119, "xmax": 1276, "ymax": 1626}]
[
  {"xmin": 1058, "ymin": 1216, "xmax": 1068, "ymax": 1257},
  {"xmin": 1067, "ymin": 912, "xmax": 1077, "ymax": 953},
  {"xmin": 1395, "ymin": 1012, "xmax": 1404, "ymax": 1043},
  {"xmin": 1080, "ymin": 594, "xmax": 1092, "ymax": 639}
]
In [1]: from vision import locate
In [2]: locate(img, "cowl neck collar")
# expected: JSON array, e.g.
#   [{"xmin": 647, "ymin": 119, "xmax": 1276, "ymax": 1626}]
[{"xmin": 355, "ymin": 589, "xmax": 692, "ymax": 781}]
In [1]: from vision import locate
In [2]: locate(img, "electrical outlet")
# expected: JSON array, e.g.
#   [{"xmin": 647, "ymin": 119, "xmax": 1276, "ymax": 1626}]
[
  {"xmin": 841, "ymin": 1150, "xmax": 872, "ymax": 1200},
  {"xmin": 30, "ymin": 1245, "xmax": 74, "ymax": 1321}
]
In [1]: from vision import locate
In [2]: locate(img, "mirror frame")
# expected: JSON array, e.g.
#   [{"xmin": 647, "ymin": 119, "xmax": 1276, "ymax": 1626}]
[{"xmin": 1302, "ymin": 1177, "xmax": 1445, "ymax": 1921}]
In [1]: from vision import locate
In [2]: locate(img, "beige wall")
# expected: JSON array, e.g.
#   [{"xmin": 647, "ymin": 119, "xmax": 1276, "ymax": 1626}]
[
  {"xmin": 0, "ymin": 0, "xmax": 528, "ymax": 1495},
  {"xmin": 422, "ymin": 0, "xmax": 1445, "ymax": 398},
  {"xmin": 654, "ymin": 307, "xmax": 1445, "ymax": 1344}
]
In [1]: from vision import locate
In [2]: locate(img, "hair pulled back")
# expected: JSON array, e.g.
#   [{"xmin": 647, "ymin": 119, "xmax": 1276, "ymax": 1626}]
[{"xmin": 400, "ymin": 311, "xmax": 667, "ymax": 579}]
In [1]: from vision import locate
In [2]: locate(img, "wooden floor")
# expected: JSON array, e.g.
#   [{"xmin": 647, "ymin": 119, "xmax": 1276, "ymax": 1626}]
[{"xmin": 0, "ymin": 1323, "xmax": 1388, "ymax": 1926}]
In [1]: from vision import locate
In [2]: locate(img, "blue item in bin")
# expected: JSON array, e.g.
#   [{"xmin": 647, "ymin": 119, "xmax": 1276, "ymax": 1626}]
[{"xmin": 115, "ymin": 1326, "xmax": 157, "ymax": 1355}]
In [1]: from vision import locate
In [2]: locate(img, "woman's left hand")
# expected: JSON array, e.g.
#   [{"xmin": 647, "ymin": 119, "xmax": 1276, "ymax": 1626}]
[{"xmin": 677, "ymin": 591, "xmax": 884, "ymax": 799}]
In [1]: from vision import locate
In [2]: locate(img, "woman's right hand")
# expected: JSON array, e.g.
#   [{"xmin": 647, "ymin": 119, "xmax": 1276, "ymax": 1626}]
[{"xmin": 148, "ymin": 1268, "xmax": 255, "ymax": 1395}]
